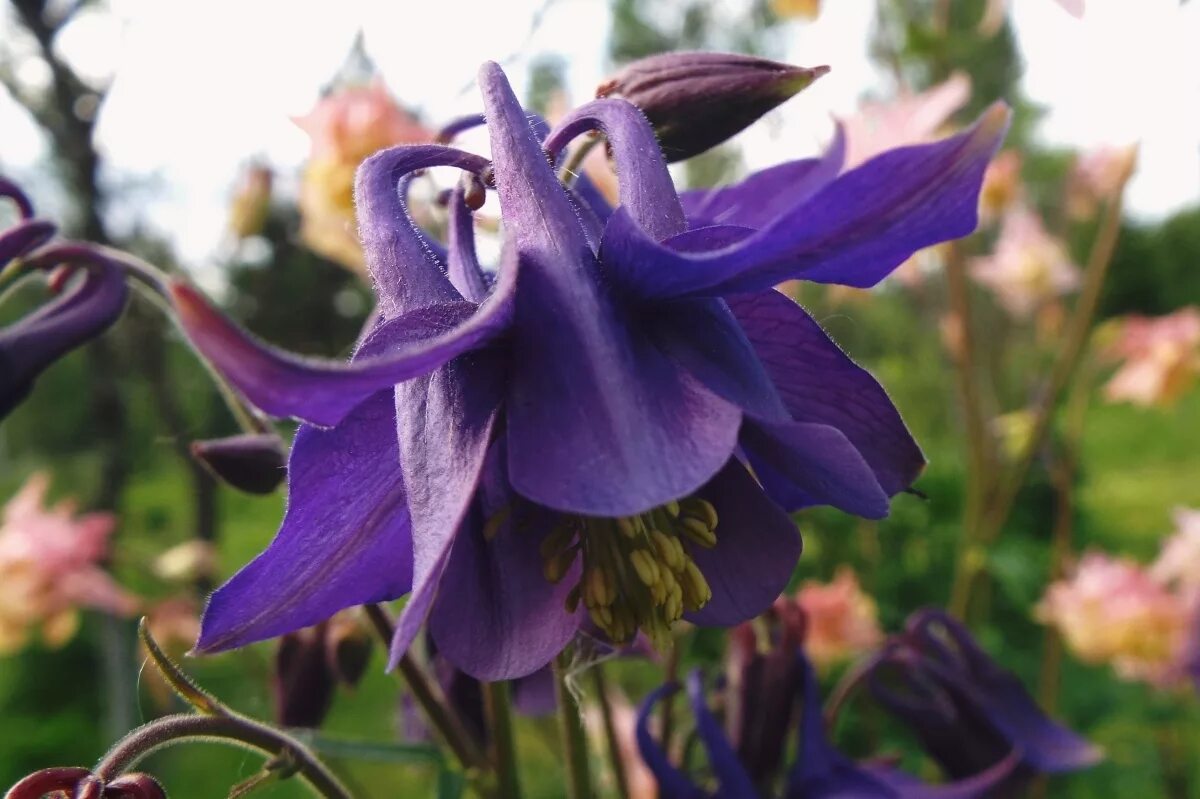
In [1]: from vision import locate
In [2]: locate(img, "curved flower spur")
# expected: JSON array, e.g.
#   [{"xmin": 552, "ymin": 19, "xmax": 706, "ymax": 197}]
[{"xmin": 179, "ymin": 61, "xmax": 1010, "ymax": 681}]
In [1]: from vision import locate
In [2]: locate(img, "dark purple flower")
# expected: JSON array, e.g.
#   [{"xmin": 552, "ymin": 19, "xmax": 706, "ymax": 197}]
[
  {"xmin": 1, "ymin": 181, "xmax": 128, "ymax": 419},
  {"xmin": 184, "ymin": 62, "xmax": 1008, "ymax": 679},
  {"xmin": 865, "ymin": 609, "xmax": 1102, "ymax": 791},
  {"xmin": 190, "ymin": 433, "xmax": 287, "ymax": 494},
  {"xmin": 597, "ymin": 51, "xmax": 829, "ymax": 162}
]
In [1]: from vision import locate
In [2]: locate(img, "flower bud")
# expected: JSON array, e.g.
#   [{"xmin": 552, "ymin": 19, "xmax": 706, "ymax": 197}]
[
  {"xmin": 325, "ymin": 612, "xmax": 373, "ymax": 688},
  {"xmin": 597, "ymin": 51, "xmax": 828, "ymax": 162},
  {"xmin": 190, "ymin": 433, "xmax": 286, "ymax": 495},
  {"xmin": 4, "ymin": 766, "xmax": 93, "ymax": 799},
  {"xmin": 103, "ymin": 773, "xmax": 167, "ymax": 799},
  {"xmin": 273, "ymin": 624, "xmax": 336, "ymax": 729}
]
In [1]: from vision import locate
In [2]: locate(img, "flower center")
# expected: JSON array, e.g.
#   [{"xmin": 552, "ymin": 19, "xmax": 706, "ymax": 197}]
[{"xmin": 540, "ymin": 498, "xmax": 718, "ymax": 649}]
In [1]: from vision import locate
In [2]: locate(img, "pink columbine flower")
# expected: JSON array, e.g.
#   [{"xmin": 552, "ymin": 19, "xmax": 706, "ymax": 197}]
[
  {"xmin": 970, "ymin": 206, "xmax": 1081, "ymax": 317},
  {"xmin": 840, "ymin": 72, "xmax": 971, "ymax": 171},
  {"xmin": 1150, "ymin": 508, "xmax": 1200, "ymax": 593},
  {"xmin": 794, "ymin": 567, "xmax": 883, "ymax": 669},
  {"xmin": 0, "ymin": 473, "xmax": 137, "ymax": 654},
  {"xmin": 294, "ymin": 80, "xmax": 434, "ymax": 272},
  {"xmin": 1066, "ymin": 144, "xmax": 1137, "ymax": 219},
  {"xmin": 979, "ymin": 149, "xmax": 1023, "ymax": 222},
  {"xmin": 1037, "ymin": 552, "xmax": 1192, "ymax": 687},
  {"xmin": 1102, "ymin": 307, "xmax": 1200, "ymax": 408}
]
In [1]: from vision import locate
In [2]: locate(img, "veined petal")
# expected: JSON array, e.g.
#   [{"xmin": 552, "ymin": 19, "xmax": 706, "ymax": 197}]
[
  {"xmin": 740, "ymin": 421, "xmax": 891, "ymax": 519},
  {"xmin": 604, "ymin": 104, "xmax": 1010, "ymax": 300},
  {"xmin": 195, "ymin": 390, "xmax": 412, "ymax": 652},
  {"xmin": 647, "ymin": 297, "xmax": 787, "ymax": 422},
  {"xmin": 169, "ymin": 254, "xmax": 514, "ymax": 427},
  {"xmin": 684, "ymin": 459, "xmax": 801, "ymax": 626},
  {"xmin": 388, "ymin": 352, "xmax": 505, "ymax": 670},
  {"xmin": 544, "ymin": 98, "xmax": 686, "ymax": 241},
  {"xmin": 429, "ymin": 486, "xmax": 581, "ymax": 681},
  {"xmin": 483, "ymin": 61, "xmax": 740, "ymax": 515},
  {"xmin": 1, "ymin": 260, "xmax": 127, "ymax": 419},
  {"xmin": 686, "ymin": 671, "xmax": 760, "ymax": 798},
  {"xmin": 354, "ymin": 144, "xmax": 490, "ymax": 318},
  {"xmin": 680, "ymin": 125, "xmax": 845, "ymax": 230},
  {"xmin": 727, "ymin": 289, "xmax": 924, "ymax": 496},
  {"xmin": 636, "ymin": 684, "xmax": 707, "ymax": 799}
]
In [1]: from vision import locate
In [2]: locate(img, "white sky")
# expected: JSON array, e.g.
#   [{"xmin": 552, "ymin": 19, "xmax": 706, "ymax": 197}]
[{"xmin": 1, "ymin": 0, "xmax": 1197, "ymax": 279}]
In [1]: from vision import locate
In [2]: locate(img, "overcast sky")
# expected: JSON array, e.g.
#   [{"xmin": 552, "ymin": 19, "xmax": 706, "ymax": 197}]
[{"xmin": 1, "ymin": 0, "xmax": 1197, "ymax": 279}]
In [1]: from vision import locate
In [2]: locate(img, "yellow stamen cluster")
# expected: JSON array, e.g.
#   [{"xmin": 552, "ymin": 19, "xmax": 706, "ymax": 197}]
[{"xmin": 540, "ymin": 498, "xmax": 718, "ymax": 649}]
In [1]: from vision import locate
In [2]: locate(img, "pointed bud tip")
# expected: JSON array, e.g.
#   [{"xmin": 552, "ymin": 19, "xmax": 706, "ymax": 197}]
[{"xmin": 191, "ymin": 433, "xmax": 287, "ymax": 495}]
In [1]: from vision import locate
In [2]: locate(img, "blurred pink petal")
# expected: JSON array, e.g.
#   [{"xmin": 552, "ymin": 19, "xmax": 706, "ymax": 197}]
[
  {"xmin": 1066, "ymin": 144, "xmax": 1137, "ymax": 219},
  {"xmin": 1037, "ymin": 552, "xmax": 1191, "ymax": 687},
  {"xmin": 840, "ymin": 73, "xmax": 971, "ymax": 171},
  {"xmin": 0, "ymin": 472, "xmax": 137, "ymax": 654},
  {"xmin": 969, "ymin": 206, "xmax": 1081, "ymax": 317},
  {"xmin": 1150, "ymin": 508, "xmax": 1200, "ymax": 591},
  {"xmin": 1102, "ymin": 307, "xmax": 1200, "ymax": 407},
  {"xmin": 795, "ymin": 567, "xmax": 882, "ymax": 669},
  {"xmin": 981, "ymin": 0, "xmax": 1084, "ymax": 35}
]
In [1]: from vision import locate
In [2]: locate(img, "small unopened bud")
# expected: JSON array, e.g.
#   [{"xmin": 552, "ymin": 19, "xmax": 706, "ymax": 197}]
[
  {"xmin": 4, "ymin": 767, "xmax": 93, "ymax": 799},
  {"xmin": 104, "ymin": 773, "xmax": 168, "ymax": 799},
  {"xmin": 274, "ymin": 624, "xmax": 336, "ymax": 729},
  {"xmin": 190, "ymin": 433, "xmax": 286, "ymax": 495},
  {"xmin": 597, "ymin": 51, "xmax": 828, "ymax": 162},
  {"xmin": 325, "ymin": 613, "xmax": 373, "ymax": 688}
]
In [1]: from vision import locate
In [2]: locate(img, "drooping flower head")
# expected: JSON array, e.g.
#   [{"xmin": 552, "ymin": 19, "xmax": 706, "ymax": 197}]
[
  {"xmin": 1038, "ymin": 551, "xmax": 1194, "ymax": 687},
  {"xmin": 180, "ymin": 59, "xmax": 1009, "ymax": 680},
  {"xmin": 969, "ymin": 206, "xmax": 1081, "ymax": 317},
  {"xmin": 0, "ymin": 473, "xmax": 137, "ymax": 654},
  {"xmin": 793, "ymin": 567, "xmax": 882, "ymax": 670},
  {"xmin": 1101, "ymin": 307, "xmax": 1200, "ymax": 408}
]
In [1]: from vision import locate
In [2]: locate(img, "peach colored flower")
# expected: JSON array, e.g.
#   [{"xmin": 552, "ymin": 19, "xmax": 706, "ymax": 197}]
[
  {"xmin": 294, "ymin": 80, "xmax": 434, "ymax": 273},
  {"xmin": 1066, "ymin": 144, "xmax": 1137, "ymax": 220},
  {"xmin": 980, "ymin": 0, "xmax": 1084, "ymax": 35},
  {"xmin": 1037, "ymin": 552, "xmax": 1191, "ymax": 687},
  {"xmin": 969, "ymin": 206, "xmax": 1081, "ymax": 317},
  {"xmin": 1102, "ymin": 308, "xmax": 1200, "ymax": 408},
  {"xmin": 1150, "ymin": 508, "xmax": 1200, "ymax": 592},
  {"xmin": 979, "ymin": 149, "xmax": 1022, "ymax": 222},
  {"xmin": 840, "ymin": 73, "xmax": 971, "ymax": 171},
  {"xmin": 795, "ymin": 568, "xmax": 882, "ymax": 669},
  {"xmin": 227, "ymin": 164, "xmax": 273, "ymax": 240},
  {"xmin": 0, "ymin": 473, "xmax": 137, "ymax": 655},
  {"xmin": 771, "ymin": 0, "xmax": 821, "ymax": 20}
]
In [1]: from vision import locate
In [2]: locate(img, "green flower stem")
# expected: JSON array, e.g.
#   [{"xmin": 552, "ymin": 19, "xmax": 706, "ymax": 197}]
[
  {"xmin": 554, "ymin": 653, "xmax": 593, "ymax": 799},
  {"xmin": 483, "ymin": 681, "xmax": 522, "ymax": 799},
  {"xmin": 659, "ymin": 641, "xmax": 681, "ymax": 760},
  {"xmin": 558, "ymin": 135, "xmax": 603, "ymax": 186},
  {"xmin": 92, "ymin": 713, "xmax": 350, "ymax": 799},
  {"xmin": 362, "ymin": 604, "xmax": 490, "ymax": 774},
  {"xmin": 591, "ymin": 665, "xmax": 630, "ymax": 799}
]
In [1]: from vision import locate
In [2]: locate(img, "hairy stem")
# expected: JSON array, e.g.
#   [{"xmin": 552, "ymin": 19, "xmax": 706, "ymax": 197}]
[
  {"xmin": 483, "ymin": 681, "xmax": 522, "ymax": 799},
  {"xmin": 591, "ymin": 665, "xmax": 630, "ymax": 799},
  {"xmin": 554, "ymin": 653, "xmax": 593, "ymax": 799}
]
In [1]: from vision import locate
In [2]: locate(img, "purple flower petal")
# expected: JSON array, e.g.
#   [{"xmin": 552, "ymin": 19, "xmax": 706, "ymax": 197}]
[
  {"xmin": 428, "ymin": 497, "xmax": 581, "ymax": 681},
  {"xmin": 512, "ymin": 666, "xmax": 557, "ymax": 716},
  {"xmin": 388, "ymin": 353, "xmax": 505, "ymax": 669},
  {"xmin": 195, "ymin": 390, "xmax": 413, "ymax": 652},
  {"xmin": 684, "ymin": 458, "xmax": 800, "ymax": 626},
  {"xmin": 482, "ymin": 61, "xmax": 740, "ymax": 515},
  {"xmin": 680, "ymin": 125, "xmax": 845, "ymax": 230},
  {"xmin": 636, "ymin": 684, "xmax": 707, "ymax": 799},
  {"xmin": 354, "ymin": 144, "xmax": 490, "ymax": 318},
  {"xmin": 544, "ymin": 98, "xmax": 686, "ymax": 241},
  {"xmin": 686, "ymin": 671, "xmax": 760, "ymax": 798},
  {"xmin": 603, "ymin": 104, "xmax": 1010, "ymax": 300},
  {"xmin": 727, "ymin": 289, "xmax": 924, "ymax": 496},
  {"xmin": 1, "ymin": 259, "xmax": 128, "ymax": 419},
  {"xmin": 170, "ymin": 255, "xmax": 514, "ymax": 427},
  {"xmin": 646, "ymin": 297, "xmax": 787, "ymax": 423},
  {"xmin": 0, "ymin": 219, "xmax": 55, "ymax": 265},
  {"xmin": 446, "ymin": 184, "xmax": 489, "ymax": 303},
  {"xmin": 740, "ymin": 421, "xmax": 891, "ymax": 518}
]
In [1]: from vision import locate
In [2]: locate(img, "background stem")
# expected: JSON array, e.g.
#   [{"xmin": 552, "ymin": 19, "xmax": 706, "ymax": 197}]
[
  {"xmin": 483, "ymin": 682, "xmax": 522, "ymax": 799},
  {"xmin": 554, "ymin": 653, "xmax": 593, "ymax": 799}
]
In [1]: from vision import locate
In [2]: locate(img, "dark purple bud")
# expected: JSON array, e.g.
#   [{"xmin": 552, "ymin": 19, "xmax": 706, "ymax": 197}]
[
  {"xmin": 102, "ymin": 774, "xmax": 167, "ymax": 799},
  {"xmin": 867, "ymin": 609, "xmax": 1101, "ymax": 788},
  {"xmin": 190, "ymin": 433, "xmax": 286, "ymax": 495},
  {"xmin": 1, "ymin": 259, "xmax": 129, "ymax": 420},
  {"xmin": 725, "ymin": 599, "xmax": 806, "ymax": 790},
  {"xmin": 324, "ymin": 613, "xmax": 373, "ymax": 688},
  {"xmin": 273, "ymin": 623, "xmax": 336, "ymax": 728},
  {"xmin": 4, "ymin": 767, "xmax": 93, "ymax": 799},
  {"xmin": 597, "ymin": 51, "xmax": 828, "ymax": 162}
]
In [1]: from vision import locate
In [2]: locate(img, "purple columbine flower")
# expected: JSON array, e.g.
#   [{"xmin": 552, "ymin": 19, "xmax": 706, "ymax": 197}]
[
  {"xmin": 865, "ymin": 609, "xmax": 1103, "ymax": 791},
  {"xmin": 1, "ymin": 180, "xmax": 128, "ymax": 419},
  {"xmin": 181, "ymin": 61, "xmax": 1008, "ymax": 680}
]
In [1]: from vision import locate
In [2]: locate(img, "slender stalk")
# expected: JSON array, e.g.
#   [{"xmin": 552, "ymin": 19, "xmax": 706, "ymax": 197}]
[
  {"xmin": 558, "ymin": 136, "xmax": 603, "ymax": 186},
  {"xmin": 591, "ymin": 665, "xmax": 630, "ymax": 799},
  {"xmin": 93, "ymin": 713, "xmax": 349, "ymax": 799},
  {"xmin": 483, "ymin": 681, "xmax": 522, "ymax": 799},
  {"xmin": 659, "ymin": 641, "xmax": 681, "ymax": 761},
  {"xmin": 362, "ymin": 604, "xmax": 490, "ymax": 773},
  {"xmin": 554, "ymin": 653, "xmax": 593, "ymax": 799}
]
